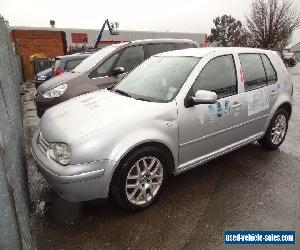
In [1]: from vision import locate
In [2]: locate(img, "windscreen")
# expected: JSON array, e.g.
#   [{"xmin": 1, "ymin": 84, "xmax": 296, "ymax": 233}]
[
  {"xmin": 73, "ymin": 43, "xmax": 125, "ymax": 73},
  {"xmin": 113, "ymin": 56, "xmax": 200, "ymax": 102}
]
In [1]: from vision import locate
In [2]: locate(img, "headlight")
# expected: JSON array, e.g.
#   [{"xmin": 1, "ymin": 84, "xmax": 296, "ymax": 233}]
[
  {"xmin": 43, "ymin": 84, "xmax": 67, "ymax": 98},
  {"xmin": 47, "ymin": 143, "xmax": 71, "ymax": 165},
  {"xmin": 37, "ymin": 75, "xmax": 47, "ymax": 81}
]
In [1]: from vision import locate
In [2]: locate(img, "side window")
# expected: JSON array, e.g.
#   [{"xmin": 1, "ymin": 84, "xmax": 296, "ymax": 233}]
[
  {"xmin": 239, "ymin": 54, "xmax": 267, "ymax": 91},
  {"xmin": 192, "ymin": 55, "xmax": 237, "ymax": 99},
  {"xmin": 174, "ymin": 43, "xmax": 197, "ymax": 50},
  {"xmin": 260, "ymin": 54, "xmax": 277, "ymax": 85},
  {"xmin": 147, "ymin": 43, "xmax": 175, "ymax": 57},
  {"xmin": 90, "ymin": 53, "xmax": 119, "ymax": 78},
  {"xmin": 116, "ymin": 46, "xmax": 144, "ymax": 72},
  {"xmin": 64, "ymin": 59, "xmax": 84, "ymax": 71}
]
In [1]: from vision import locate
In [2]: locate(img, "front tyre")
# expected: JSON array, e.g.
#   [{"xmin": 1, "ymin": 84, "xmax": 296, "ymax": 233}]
[
  {"xmin": 110, "ymin": 147, "xmax": 167, "ymax": 211},
  {"xmin": 259, "ymin": 108, "xmax": 289, "ymax": 150}
]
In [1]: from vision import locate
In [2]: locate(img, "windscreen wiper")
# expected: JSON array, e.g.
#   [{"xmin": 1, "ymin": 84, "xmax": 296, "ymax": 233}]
[
  {"xmin": 135, "ymin": 97, "xmax": 151, "ymax": 102},
  {"xmin": 113, "ymin": 89, "xmax": 131, "ymax": 97}
]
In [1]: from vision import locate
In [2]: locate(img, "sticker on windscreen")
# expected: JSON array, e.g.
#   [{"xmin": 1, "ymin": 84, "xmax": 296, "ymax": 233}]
[{"xmin": 166, "ymin": 87, "xmax": 177, "ymax": 100}]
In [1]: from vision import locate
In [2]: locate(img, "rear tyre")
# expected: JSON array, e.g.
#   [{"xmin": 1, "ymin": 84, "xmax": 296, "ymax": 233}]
[
  {"xmin": 110, "ymin": 146, "xmax": 167, "ymax": 211},
  {"xmin": 259, "ymin": 108, "xmax": 289, "ymax": 150}
]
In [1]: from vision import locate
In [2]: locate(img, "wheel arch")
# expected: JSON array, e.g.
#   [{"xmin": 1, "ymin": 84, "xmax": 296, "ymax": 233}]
[
  {"xmin": 108, "ymin": 140, "xmax": 176, "ymax": 200},
  {"xmin": 277, "ymin": 102, "xmax": 292, "ymax": 119},
  {"xmin": 263, "ymin": 96, "xmax": 292, "ymax": 133},
  {"xmin": 114, "ymin": 141, "xmax": 176, "ymax": 175}
]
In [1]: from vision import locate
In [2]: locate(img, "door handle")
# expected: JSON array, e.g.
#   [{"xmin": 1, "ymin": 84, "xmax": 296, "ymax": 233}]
[
  {"xmin": 232, "ymin": 102, "xmax": 242, "ymax": 109},
  {"xmin": 271, "ymin": 90, "xmax": 277, "ymax": 96}
]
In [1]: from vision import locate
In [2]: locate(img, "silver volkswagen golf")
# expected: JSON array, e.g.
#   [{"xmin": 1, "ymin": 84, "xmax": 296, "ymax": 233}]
[{"xmin": 32, "ymin": 47, "xmax": 293, "ymax": 211}]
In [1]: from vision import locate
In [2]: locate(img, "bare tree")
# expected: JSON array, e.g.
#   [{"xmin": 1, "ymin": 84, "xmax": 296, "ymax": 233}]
[
  {"xmin": 208, "ymin": 15, "xmax": 247, "ymax": 47},
  {"xmin": 245, "ymin": 0, "xmax": 300, "ymax": 49}
]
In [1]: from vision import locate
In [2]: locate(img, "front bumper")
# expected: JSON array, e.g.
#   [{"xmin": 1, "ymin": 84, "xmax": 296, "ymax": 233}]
[{"xmin": 31, "ymin": 131, "xmax": 116, "ymax": 202}]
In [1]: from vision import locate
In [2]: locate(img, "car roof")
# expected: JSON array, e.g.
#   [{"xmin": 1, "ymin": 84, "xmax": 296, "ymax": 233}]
[
  {"xmin": 56, "ymin": 53, "xmax": 91, "ymax": 60},
  {"xmin": 129, "ymin": 38, "xmax": 198, "ymax": 45},
  {"xmin": 156, "ymin": 47, "xmax": 275, "ymax": 58}
]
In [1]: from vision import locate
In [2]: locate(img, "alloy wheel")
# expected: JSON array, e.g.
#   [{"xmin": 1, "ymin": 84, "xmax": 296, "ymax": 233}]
[
  {"xmin": 271, "ymin": 114, "xmax": 287, "ymax": 145},
  {"xmin": 125, "ymin": 156, "xmax": 164, "ymax": 206}
]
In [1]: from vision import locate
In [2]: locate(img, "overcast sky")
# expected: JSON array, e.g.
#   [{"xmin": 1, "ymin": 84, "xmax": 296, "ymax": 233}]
[{"xmin": 1, "ymin": 0, "xmax": 300, "ymax": 46}]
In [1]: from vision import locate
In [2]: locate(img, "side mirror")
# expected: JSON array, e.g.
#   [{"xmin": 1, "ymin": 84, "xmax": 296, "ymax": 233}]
[
  {"xmin": 185, "ymin": 90, "xmax": 217, "ymax": 107},
  {"xmin": 193, "ymin": 90, "xmax": 217, "ymax": 104},
  {"xmin": 111, "ymin": 67, "xmax": 125, "ymax": 77}
]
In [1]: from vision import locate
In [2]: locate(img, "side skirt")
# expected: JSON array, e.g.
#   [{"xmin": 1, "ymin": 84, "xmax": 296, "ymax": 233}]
[{"xmin": 175, "ymin": 132, "xmax": 264, "ymax": 175}]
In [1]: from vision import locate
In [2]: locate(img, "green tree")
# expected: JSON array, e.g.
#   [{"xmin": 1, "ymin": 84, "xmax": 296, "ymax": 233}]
[
  {"xmin": 208, "ymin": 15, "xmax": 247, "ymax": 47},
  {"xmin": 245, "ymin": 0, "xmax": 300, "ymax": 49}
]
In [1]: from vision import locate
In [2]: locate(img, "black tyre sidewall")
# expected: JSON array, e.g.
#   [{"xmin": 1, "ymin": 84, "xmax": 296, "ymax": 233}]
[{"xmin": 111, "ymin": 146, "xmax": 168, "ymax": 211}]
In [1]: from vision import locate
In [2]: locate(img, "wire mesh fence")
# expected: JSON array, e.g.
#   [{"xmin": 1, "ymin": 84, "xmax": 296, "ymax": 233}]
[{"xmin": 0, "ymin": 15, "xmax": 32, "ymax": 249}]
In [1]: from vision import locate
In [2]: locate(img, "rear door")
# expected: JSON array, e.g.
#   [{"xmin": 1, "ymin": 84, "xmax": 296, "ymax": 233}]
[
  {"xmin": 238, "ymin": 53, "xmax": 271, "ymax": 138},
  {"xmin": 88, "ymin": 52, "xmax": 120, "ymax": 88}
]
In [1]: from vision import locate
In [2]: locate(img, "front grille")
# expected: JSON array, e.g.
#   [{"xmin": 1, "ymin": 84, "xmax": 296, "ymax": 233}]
[{"xmin": 38, "ymin": 132, "xmax": 50, "ymax": 154}]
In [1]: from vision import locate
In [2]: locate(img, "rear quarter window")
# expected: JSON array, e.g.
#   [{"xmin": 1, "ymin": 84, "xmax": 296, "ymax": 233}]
[{"xmin": 260, "ymin": 54, "xmax": 277, "ymax": 85}]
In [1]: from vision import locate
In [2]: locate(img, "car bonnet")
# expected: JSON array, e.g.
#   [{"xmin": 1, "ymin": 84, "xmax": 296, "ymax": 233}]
[{"xmin": 39, "ymin": 89, "xmax": 154, "ymax": 144}]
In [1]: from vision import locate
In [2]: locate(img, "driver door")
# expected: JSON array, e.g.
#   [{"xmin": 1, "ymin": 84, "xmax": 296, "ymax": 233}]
[
  {"xmin": 89, "ymin": 53, "xmax": 120, "ymax": 89},
  {"xmin": 106, "ymin": 45, "xmax": 145, "ymax": 88},
  {"xmin": 178, "ymin": 54, "xmax": 245, "ymax": 168}
]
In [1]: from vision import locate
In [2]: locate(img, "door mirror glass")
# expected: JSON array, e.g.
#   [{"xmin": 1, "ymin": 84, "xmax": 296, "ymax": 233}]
[
  {"xmin": 192, "ymin": 90, "xmax": 217, "ymax": 104},
  {"xmin": 111, "ymin": 67, "xmax": 125, "ymax": 77}
]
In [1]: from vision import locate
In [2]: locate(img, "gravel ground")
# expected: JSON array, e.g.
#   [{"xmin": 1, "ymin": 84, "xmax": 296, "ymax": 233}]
[{"xmin": 24, "ymin": 65, "xmax": 300, "ymax": 249}]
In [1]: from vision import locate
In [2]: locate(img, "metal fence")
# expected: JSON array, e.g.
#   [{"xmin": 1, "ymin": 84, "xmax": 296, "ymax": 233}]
[{"xmin": 0, "ymin": 16, "xmax": 32, "ymax": 249}]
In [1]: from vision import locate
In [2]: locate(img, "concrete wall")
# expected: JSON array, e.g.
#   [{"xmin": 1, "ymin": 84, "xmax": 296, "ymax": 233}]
[{"xmin": 0, "ymin": 16, "xmax": 32, "ymax": 250}]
